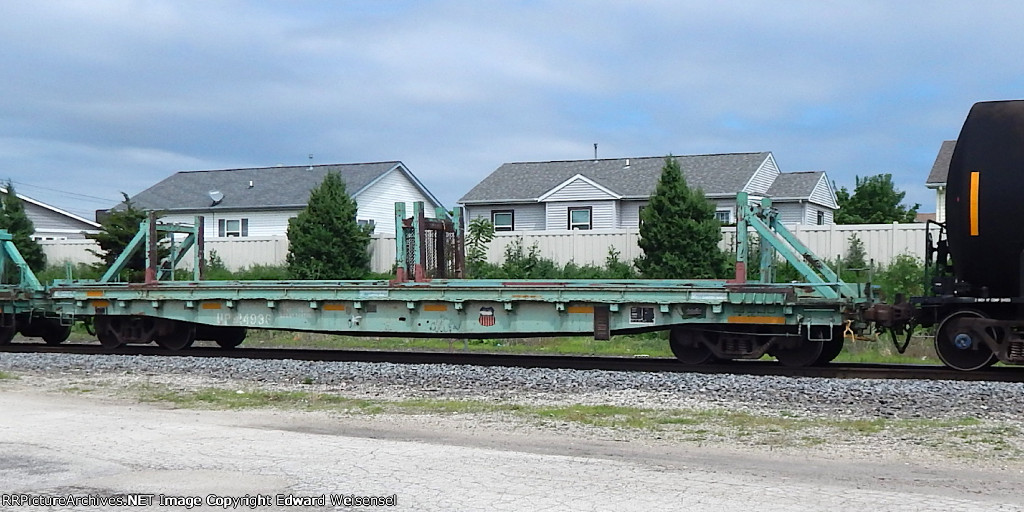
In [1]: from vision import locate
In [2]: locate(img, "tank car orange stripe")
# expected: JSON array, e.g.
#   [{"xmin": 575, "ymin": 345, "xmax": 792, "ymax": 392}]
[{"xmin": 969, "ymin": 171, "xmax": 980, "ymax": 236}]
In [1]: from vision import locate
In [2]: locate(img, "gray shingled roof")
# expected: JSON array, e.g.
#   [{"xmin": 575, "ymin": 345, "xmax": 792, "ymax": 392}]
[
  {"xmin": 127, "ymin": 162, "xmax": 427, "ymax": 211},
  {"xmin": 926, "ymin": 140, "xmax": 956, "ymax": 186},
  {"xmin": 458, "ymin": 152, "xmax": 772, "ymax": 203},
  {"xmin": 765, "ymin": 171, "xmax": 823, "ymax": 199}
]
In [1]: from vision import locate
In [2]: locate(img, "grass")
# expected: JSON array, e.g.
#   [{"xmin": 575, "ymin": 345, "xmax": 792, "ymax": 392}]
[
  {"xmin": 0, "ymin": 370, "xmax": 17, "ymax": 380},
  {"xmin": 211, "ymin": 329, "xmax": 944, "ymax": 365},
  {"xmin": 229, "ymin": 329, "xmax": 676, "ymax": 357},
  {"xmin": 126, "ymin": 383, "xmax": 1019, "ymax": 456},
  {"xmin": 135, "ymin": 385, "xmax": 383, "ymax": 412}
]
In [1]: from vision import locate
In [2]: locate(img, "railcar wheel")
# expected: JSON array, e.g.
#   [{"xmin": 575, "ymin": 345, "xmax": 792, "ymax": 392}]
[
  {"xmin": 153, "ymin": 320, "xmax": 196, "ymax": 351},
  {"xmin": 42, "ymin": 322, "xmax": 72, "ymax": 346},
  {"xmin": 934, "ymin": 310, "xmax": 997, "ymax": 371},
  {"xmin": 0, "ymin": 322, "xmax": 15, "ymax": 345},
  {"xmin": 774, "ymin": 340, "xmax": 824, "ymax": 368},
  {"xmin": 93, "ymin": 316, "xmax": 122, "ymax": 349},
  {"xmin": 813, "ymin": 327, "xmax": 845, "ymax": 365},
  {"xmin": 214, "ymin": 327, "xmax": 247, "ymax": 349},
  {"xmin": 669, "ymin": 327, "xmax": 716, "ymax": 365}
]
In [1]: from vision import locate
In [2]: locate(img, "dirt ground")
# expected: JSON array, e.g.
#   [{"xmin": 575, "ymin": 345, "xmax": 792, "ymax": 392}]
[{"xmin": 2, "ymin": 374, "xmax": 1024, "ymax": 511}]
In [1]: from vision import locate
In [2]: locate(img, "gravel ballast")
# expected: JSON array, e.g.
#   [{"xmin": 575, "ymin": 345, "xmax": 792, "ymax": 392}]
[{"xmin": 2, "ymin": 352, "xmax": 1023, "ymax": 422}]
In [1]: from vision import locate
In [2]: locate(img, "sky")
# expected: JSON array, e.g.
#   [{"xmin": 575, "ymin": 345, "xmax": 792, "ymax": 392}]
[{"xmin": 2, "ymin": 1, "xmax": 1022, "ymax": 221}]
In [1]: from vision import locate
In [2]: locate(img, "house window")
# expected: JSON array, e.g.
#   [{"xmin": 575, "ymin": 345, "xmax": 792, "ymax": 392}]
[
  {"xmin": 358, "ymin": 219, "xmax": 376, "ymax": 233},
  {"xmin": 568, "ymin": 207, "xmax": 592, "ymax": 230},
  {"xmin": 816, "ymin": 211, "xmax": 825, "ymax": 225},
  {"xmin": 715, "ymin": 210, "xmax": 731, "ymax": 224},
  {"xmin": 638, "ymin": 205, "xmax": 646, "ymax": 228},
  {"xmin": 491, "ymin": 210, "xmax": 514, "ymax": 231},
  {"xmin": 218, "ymin": 218, "xmax": 249, "ymax": 237}
]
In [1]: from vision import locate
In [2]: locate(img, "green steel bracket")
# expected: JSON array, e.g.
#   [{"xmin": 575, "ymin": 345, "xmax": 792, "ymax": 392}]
[
  {"xmin": 156, "ymin": 216, "xmax": 204, "ymax": 281},
  {"xmin": 394, "ymin": 201, "xmax": 464, "ymax": 282},
  {"xmin": 0, "ymin": 230, "xmax": 43, "ymax": 292},
  {"xmin": 100, "ymin": 212, "xmax": 205, "ymax": 283},
  {"xmin": 736, "ymin": 192, "xmax": 859, "ymax": 299}
]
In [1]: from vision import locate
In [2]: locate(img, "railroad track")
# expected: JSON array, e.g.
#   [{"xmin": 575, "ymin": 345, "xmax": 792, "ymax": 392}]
[{"xmin": 2, "ymin": 342, "xmax": 1022, "ymax": 383}]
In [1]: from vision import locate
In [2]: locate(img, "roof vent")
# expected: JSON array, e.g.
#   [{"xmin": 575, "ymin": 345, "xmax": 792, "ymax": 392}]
[
  {"xmin": 624, "ymin": 158, "xmax": 630, "ymax": 169},
  {"xmin": 248, "ymin": 180, "xmax": 254, "ymax": 188},
  {"xmin": 208, "ymin": 190, "xmax": 224, "ymax": 206}
]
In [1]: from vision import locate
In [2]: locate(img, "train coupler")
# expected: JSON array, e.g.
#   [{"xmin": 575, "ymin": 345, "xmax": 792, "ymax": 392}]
[{"xmin": 863, "ymin": 301, "xmax": 916, "ymax": 330}]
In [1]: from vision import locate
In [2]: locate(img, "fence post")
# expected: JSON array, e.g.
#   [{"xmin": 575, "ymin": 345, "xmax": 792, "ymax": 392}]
[{"xmin": 890, "ymin": 222, "xmax": 898, "ymax": 263}]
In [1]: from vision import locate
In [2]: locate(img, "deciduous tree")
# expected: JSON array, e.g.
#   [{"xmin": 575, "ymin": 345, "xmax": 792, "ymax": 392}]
[{"xmin": 834, "ymin": 174, "xmax": 919, "ymax": 224}]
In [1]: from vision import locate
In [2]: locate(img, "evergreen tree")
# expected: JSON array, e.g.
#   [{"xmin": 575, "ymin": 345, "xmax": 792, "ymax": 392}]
[
  {"xmin": 844, "ymin": 234, "xmax": 868, "ymax": 269},
  {"xmin": 286, "ymin": 172, "xmax": 370, "ymax": 279},
  {"xmin": 87, "ymin": 193, "xmax": 150, "ymax": 279},
  {"xmin": 834, "ymin": 174, "xmax": 919, "ymax": 224},
  {"xmin": 0, "ymin": 181, "xmax": 46, "ymax": 272},
  {"xmin": 636, "ymin": 156, "xmax": 727, "ymax": 279}
]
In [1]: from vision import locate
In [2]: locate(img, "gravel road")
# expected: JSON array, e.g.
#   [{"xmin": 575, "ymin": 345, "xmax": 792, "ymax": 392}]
[{"xmin": 2, "ymin": 352, "xmax": 1024, "ymax": 511}]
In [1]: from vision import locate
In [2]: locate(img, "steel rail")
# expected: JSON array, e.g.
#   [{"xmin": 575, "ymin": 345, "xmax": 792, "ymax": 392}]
[{"xmin": 1, "ymin": 342, "xmax": 1022, "ymax": 383}]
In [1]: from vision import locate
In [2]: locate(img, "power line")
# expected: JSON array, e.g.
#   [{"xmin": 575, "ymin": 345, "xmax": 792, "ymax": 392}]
[{"xmin": 7, "ymin": 179, "xmax": 119, "ymax": 205}]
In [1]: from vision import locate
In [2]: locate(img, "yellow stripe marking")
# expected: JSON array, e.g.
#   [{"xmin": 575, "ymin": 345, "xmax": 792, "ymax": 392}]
[
  {"xmin": 323, "ymin": 303, "xmax": 346, "ymax": 311},
  {"xmin": 970, "ymin": 171, "xmax": 980, "ymax": 236},
  {"xmin": 201, "ymin": 302, "xmax": 222, "ymax": 310},
  {"xmin": 727, "ymin": 315, "xmax": 785, "ymax": 324},
  {"xmin": 86, "ymin": 291, "xmax": 104, "ymax": 297},
  {"xmin": 423, "ymin": 304, "xmax": 448, "ymax": 312},
  {"xmin": 568, "ymin": 306, "xmax": 594, "ymax": 314}
]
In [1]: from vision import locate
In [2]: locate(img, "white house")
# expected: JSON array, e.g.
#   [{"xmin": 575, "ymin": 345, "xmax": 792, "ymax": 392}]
[
  {"xmin": 925, "ymin": 140, "xmax": 955, "ymax": 223},
  {"xmin": 120, "ymin": 162, "xmax": 444, "ymax": 237},
  {"xmin": 0, "ymin": 186, "xmax": 100, "ymax": 240},
  {"xmin": 458, "ymin": 153, "xmax": 838, "ymax": 230}
]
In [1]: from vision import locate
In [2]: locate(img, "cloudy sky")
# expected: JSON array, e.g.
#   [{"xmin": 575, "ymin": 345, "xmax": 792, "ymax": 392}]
[{"xmin": 1, "ymin": 1, "xmax": 1021, "ymax": 220}]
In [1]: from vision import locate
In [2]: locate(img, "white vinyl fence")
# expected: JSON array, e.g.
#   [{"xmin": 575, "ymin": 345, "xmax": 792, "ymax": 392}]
[{"xmin": 39, "ymin": 223, "xmax": 937, "ymax": 275}]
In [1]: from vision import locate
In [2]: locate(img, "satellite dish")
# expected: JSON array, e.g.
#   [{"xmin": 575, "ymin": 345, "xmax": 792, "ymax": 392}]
[{"xmin": 209, "ymin": 190, "xmax": 224, "ymax": 206}]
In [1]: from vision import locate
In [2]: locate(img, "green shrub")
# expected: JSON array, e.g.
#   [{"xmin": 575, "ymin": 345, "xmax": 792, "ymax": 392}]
[
  {"xmin": 35, "ymin": 261, "xmax": 103, "ymax": 284},
  {"xmin": 874, "ymin": 253, "xmax": 926, "ymax": 301}
]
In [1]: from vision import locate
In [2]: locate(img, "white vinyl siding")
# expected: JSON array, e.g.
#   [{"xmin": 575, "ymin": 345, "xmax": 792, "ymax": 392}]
[
  {"xmin": 546, "ymin": 201, "xmax": 617, "ymax": 230},
  {"xmin": 464, "ymin": 203, "xmax": 546, "ymax": 231},
  {"xmin": 742, "ymin": 154, "xmax": 781, "ymax": 194},
  {"xmin": 809, "ymin": 206, "xmax": 833, "ymax": 225},
  {"xmin": 159, "ymin": 210, "xmax": 299, "ymax": 239},
  {"xmin": 808, "ymin": 175, "xmax": 839, "ymax": 209},
  {"xmin": 766, "ymin": 202, "xmax": 836, "ymax": 225},
  {"xmin": 13, "ymin": 199, "xmax": 97, "ymax": 239},
  {"xmin": 773, "ymin": 203, "xmax": 806, "ymax": 225},
  {"xmin": 543, "ymin": 177, "xmax": 618, "ymax": 202},
  {"xmin": 618, "ymin": 201, "xmax": 648, "ymax": 228},
  {"xmin": 935, "ymin": 187, "xmax": 946, "ymax": 223},
  {"xmin": 354, "ymin": 166, "xmax": 438, "ymax": 235}
]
